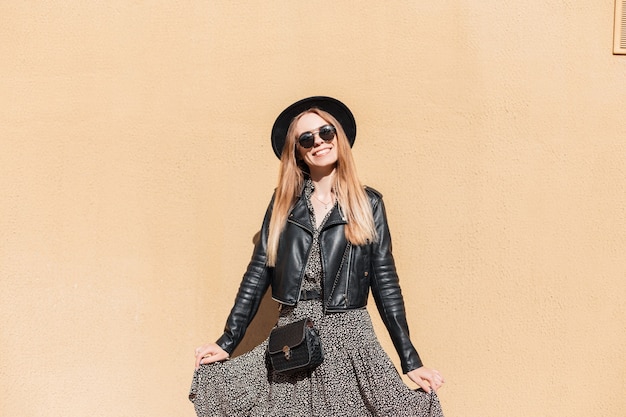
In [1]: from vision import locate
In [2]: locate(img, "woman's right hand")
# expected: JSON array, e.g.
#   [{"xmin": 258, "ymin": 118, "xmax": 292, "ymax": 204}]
[{"xmin": 194, "ymin": 343, "xmax": 230, "ymax": 369}]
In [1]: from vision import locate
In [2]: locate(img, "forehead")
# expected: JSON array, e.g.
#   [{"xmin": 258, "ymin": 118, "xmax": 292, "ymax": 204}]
[{"xmin": 295, "ymin": 112, "xmax": 327, "ymax": 133}]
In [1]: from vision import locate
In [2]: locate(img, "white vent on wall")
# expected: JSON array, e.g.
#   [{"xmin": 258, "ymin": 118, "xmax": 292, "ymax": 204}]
[{"xmin": 615, "ymin": 0, "xmax": 626, "ymax": 54}]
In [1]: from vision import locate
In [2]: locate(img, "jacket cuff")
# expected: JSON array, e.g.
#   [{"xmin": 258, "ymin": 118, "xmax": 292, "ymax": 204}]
[
  {"xmin": 216, "ymin": 334, "xmax": 235, "ymax": 355},
  {"xmin": 401, "ymin": 352, "xmax": 424, "ymax": 374}
]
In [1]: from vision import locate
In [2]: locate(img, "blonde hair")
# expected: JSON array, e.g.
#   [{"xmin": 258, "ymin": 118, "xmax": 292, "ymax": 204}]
[{"xmin": 266, "ymin": 108, "xmax": 377, "ymax": 266}]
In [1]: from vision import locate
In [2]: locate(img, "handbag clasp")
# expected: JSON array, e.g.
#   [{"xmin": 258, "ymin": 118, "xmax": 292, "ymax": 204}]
[{"xmin": 282, "ymin": 345, "xmax": 291, "ymax": 360}]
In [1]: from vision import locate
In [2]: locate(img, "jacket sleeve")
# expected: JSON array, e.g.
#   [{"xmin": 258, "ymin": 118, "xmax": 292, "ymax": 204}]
[
  {"xmin": 368, "ymin": 192, "xmax": 423, "ymax": 373},
  {"xmin": 215, "ymin": 195, "xmax": 274, "ymax": 354}
]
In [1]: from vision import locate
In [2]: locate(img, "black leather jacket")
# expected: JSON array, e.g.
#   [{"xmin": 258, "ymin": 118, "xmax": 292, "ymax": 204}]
[{"xmin": 216, "ymin": 186, "xmax": 423, "ymax": 373}]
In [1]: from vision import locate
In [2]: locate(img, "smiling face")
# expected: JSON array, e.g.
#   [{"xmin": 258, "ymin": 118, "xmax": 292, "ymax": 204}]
[{"xmin": 295, "ymin": 112, "xmax": 338, "ymax": 176}]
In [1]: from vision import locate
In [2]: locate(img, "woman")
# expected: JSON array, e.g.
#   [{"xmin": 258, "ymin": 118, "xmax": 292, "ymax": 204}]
[{"xmin": 190, "ymin": 96, "xmax": 445, "ymax": 417}]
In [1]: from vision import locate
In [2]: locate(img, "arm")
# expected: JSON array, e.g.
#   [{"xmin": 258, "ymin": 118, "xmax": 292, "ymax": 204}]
[
  {"xmin": 195, "ymin": 196, "xmax": 274, "ymax": 368},
  {"xmin": 368, "ymin": 193, "xmax": 423, "ymax": 374},
  {"xmin": 216, "ymin": 196, "xmax": 274, "ymax": 354},
  {"xmin": 368, "ymin": 192, "xmax": 445, "ymax": 392}
]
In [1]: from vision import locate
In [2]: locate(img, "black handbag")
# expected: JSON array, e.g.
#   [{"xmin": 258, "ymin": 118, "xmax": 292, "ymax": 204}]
[{"xmin": 266, "ymin": 317, "xmax": 324, "ymax": 375}]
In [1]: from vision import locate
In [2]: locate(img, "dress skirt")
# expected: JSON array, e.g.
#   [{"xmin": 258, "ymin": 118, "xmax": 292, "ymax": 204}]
[{"xmin": 189, "ymin": 298, "xmax": 444, "ymax": 417}]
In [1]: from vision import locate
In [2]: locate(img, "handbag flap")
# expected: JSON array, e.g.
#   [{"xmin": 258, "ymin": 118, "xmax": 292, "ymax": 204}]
[{"xmin": 267, "ymin": 318, "xmax": 311, "ymax": 354}]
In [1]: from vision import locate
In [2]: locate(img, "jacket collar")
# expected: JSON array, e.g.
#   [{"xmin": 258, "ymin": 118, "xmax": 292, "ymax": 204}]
[{"xmin": 288, "ymin": 179, "xmax": 347, "ymax": 232}]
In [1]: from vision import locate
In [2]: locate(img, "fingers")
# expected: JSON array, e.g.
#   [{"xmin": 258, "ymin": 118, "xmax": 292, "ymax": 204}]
[
  {"xmin": 407, "ymin": 367, "xmax": 445, "ymax": 393},
  {"xmin": 194, "ymin": 348, "xmax": 204, "ymax": 369},
  {"xmin": 194, "ymin": 345, "xmax": 213, "ymax": 369},
  {"xmin": 202, "ymin": 351, "xmax": 228, "ymax": 365},
  {"xmin": 194, "ymin": 344, "xmax": 229, "ymax": 369},
  {"xmin": 407, "ymin": 368, "xmax": 430, "ymax": 393},
  {"xmin": 428, "ymin": 369, "xmax": 445, "ymax": 391},
  {"xmin": 420, "ymin": 370, "xmax": 440, "ymax": 392},
  {"xmin": 417, "ymin": 378, "xmax": 432, "ymax": 393},
  {"xmin": 412, "ymin": 374, "xmax": 432, "ymax": 393}
]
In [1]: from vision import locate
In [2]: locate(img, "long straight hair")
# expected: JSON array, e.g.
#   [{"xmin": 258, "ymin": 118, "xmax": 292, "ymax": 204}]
[{"xmin": 266, "ymin": 108, "xmax": 377, "ymax": 266}]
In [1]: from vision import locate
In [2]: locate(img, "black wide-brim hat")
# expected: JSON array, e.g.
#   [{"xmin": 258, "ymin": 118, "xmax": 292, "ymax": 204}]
[{"xmin": 271, "ymin": 96, "xmax": 356, "ymax": 159}]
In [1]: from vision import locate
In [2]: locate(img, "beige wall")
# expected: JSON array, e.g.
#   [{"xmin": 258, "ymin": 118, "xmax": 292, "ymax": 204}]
[{"xmin": 2, "ymin": 1, "xmax": 625, "ymax": 416}]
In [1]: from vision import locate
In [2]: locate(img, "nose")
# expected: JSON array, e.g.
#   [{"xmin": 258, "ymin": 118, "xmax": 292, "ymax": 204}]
[{"xmin": 312, "ymin": 132, "xmax": 326, "ymax": 146}]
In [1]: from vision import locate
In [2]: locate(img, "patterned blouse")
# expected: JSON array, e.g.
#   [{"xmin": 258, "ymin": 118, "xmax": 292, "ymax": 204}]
[{"xmin": 300, "ymin": 179, "xmax": 335, "ymax": 294}]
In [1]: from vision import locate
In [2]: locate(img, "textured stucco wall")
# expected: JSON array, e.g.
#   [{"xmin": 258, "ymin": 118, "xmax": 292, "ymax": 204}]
[{"xmin": 1, "ymin": 2, "xmax": 625, "ymax": 417}]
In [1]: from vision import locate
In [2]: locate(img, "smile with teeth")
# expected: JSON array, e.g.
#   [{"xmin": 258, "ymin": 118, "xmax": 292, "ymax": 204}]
[{"xmin": 312, "ymin": 148, "xmax": 331, "ymax": 157}]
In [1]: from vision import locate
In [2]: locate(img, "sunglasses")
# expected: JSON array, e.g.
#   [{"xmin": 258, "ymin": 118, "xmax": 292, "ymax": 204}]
[{"xmin": 297, "ymin": 125, "xmax": 337, "ymax": 149}]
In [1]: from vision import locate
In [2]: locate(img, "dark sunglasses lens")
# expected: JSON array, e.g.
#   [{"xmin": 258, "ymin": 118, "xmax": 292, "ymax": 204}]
[
  {"xmin": 319, "ymin": 125, "xmax": 336, "ymax": 141},
  {"xmin": 298, "ymin": 133, "xmax": 315, "ymax": 148},
  {"xmin": 298, "ymin": 125, "xmax": 336, "ymax": 148}
]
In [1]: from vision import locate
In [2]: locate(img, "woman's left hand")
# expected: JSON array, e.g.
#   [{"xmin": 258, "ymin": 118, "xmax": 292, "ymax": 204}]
[{"xmin": 407, "ymin": 366, "xmax": 445, "ymax": 393}]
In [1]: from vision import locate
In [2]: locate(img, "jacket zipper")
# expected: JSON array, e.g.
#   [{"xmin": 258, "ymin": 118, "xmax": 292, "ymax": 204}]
[
  {"xmin": 287, "ymin": 216, "xmax": 314, "ymax": 305},
  {"xmin": 326, "ymin": 242, "xmax": 351, "ymax": 308},
  {"xmin": 344, "ymin": 244, "xmax": 353, "ymax": 305}
]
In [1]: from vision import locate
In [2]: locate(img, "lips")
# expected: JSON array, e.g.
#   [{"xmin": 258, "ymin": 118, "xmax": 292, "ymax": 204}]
[{"xmin": 312, "ymin": 147, "xmax": 331, "ymax": 157}]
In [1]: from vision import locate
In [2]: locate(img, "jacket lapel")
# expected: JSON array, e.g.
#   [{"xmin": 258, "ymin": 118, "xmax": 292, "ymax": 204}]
[{"xmin": 287, "ymin": 197, "xmax": 314, "ymax": 233}]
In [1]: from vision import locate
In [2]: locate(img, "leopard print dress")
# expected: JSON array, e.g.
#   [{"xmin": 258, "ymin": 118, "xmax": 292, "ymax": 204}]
[{"xmin": 189, "ymin": 183, "xmax": 444, "ymax": 417}]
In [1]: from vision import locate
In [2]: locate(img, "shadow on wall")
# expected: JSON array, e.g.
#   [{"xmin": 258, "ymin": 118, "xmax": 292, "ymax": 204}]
[
  {"xmin": 231, "ymin": 291, "xmax": 278, "ymax": 357},
  {"xmin": 230, "ymin": 230, "xmax": 279, "ymax": 358}
]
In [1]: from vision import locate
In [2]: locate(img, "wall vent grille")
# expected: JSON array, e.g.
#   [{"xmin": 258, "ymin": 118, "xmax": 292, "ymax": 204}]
[{"xmin": 615, "ymin": 0, "xmax": 626, "ymax": 54}]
